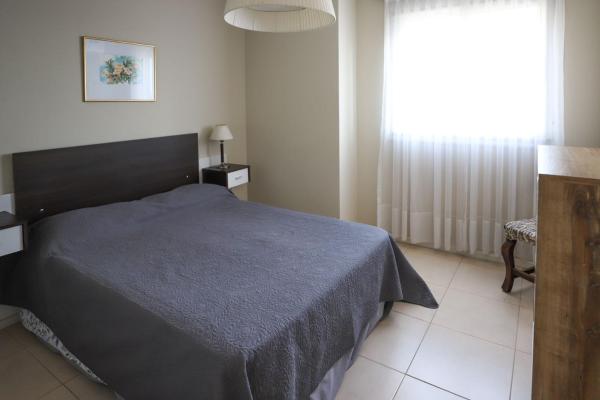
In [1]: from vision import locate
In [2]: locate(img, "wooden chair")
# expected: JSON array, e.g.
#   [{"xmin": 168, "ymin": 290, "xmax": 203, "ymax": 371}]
[{"xmin": 501, "ymin": 218, "xmax": 536, "ymax": 293}]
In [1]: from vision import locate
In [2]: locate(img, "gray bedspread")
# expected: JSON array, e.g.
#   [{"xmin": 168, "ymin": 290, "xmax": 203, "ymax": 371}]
[{"xmin": 0, "ymin": 184, "xmax": 437, "ymax": 400}]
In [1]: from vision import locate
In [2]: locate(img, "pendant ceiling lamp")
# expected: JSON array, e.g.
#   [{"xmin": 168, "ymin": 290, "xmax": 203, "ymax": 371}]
[{"xmin": 224, "ymin": 0, "xmax": 336, "ymax": 33}]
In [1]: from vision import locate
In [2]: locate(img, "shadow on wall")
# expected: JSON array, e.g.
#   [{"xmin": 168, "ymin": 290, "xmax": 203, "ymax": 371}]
[{"xmin": 200, "ymin": 126, "xmax": 227, "ymax": 162}]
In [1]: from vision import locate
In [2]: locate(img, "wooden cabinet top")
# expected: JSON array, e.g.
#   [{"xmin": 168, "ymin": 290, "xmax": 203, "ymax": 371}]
[{"xmin": 538, "ymin": 145, "xmax": 600, "ymax": 181}]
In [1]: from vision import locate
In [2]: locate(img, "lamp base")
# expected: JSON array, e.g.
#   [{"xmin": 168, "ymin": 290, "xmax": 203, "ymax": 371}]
[{"xmin": 218, "ymin": 141, "xmax": 229, "ymax": 170}]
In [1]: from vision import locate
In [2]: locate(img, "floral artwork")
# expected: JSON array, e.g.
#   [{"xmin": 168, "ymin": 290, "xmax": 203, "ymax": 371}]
[
  {"xmin": 83, "ymin": 36, "xmax": 155, "ymax": 101},
  {"xmin": 100, "ymin": 56, "xmax": 140, "ymax": 85}
]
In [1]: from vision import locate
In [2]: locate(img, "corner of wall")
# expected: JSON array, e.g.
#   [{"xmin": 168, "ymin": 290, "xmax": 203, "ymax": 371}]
[{"xmin": 338, "ymin": 0, "xmax": 359, "ymax": 222}]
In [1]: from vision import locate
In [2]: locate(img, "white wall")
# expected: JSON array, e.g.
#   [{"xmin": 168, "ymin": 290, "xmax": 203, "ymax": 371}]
[
  {"xmin": 356, "ymin": 0, "xmax": 600, "ymax": 226},
  {"xmin": 245, "ymin": 9, "xmax": 340, "ymax": 218},
  {"xmin": 338, "ymin": 0, "xmax": 359, "ymax": 221},
  {"xmin": 0, "ymin": 0, "xmax": 248, "ymax": 199}
]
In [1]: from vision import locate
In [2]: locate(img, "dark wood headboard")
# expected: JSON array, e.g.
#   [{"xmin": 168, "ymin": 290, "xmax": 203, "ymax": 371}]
[{"xmin": 13, "ymin": 133, "xmax": 199, "ymax": 223}]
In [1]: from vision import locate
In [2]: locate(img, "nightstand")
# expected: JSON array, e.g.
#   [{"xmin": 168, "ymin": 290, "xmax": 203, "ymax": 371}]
[
  {"xmin": 202, "ymin": 164, "xmax": 250, "ymax": 189},
  {"xmin": 0, "ymin": 212, "xmax": 27, "ymax": 257}
]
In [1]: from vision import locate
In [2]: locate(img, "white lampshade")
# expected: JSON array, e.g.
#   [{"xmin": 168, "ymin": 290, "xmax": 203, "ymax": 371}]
[
  {"xmin": 210, "ymin": 124, "xmax": 234, "ymax": 141},
  {"xmin": 224, "ymin": 0, "xmax": 336, "ymax": 33}
]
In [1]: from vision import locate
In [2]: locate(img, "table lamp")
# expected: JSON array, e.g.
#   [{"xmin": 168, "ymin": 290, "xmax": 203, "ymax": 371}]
[{"xmin": 209, "ymin": 124, "xmax": 234, "ymax": 169}]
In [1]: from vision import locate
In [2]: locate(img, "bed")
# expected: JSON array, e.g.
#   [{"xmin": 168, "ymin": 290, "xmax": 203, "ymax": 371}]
[{"xmin": 0, "ymin": 134, "xmax": 437, "ymax": 400}]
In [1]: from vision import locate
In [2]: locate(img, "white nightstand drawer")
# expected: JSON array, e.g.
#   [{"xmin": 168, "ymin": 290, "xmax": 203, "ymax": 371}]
[
  {"xmin": 228, "ymin": 168, "xmax": 249, "ymax": 189},
  {"xmin": 0, "ymin": 226, "xmax": 23, "ymax": 257}
]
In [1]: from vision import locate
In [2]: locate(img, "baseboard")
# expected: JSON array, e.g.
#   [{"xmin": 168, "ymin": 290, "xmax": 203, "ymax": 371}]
[{"xmin": 397, "ymin": 240, "xmax": 535, "ymax": 267}]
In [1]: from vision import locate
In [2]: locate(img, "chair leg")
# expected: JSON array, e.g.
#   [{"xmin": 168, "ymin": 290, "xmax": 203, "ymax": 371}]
[{"xmin": 501, "ymin": 239, "xmax": 517, "ymax": 293}]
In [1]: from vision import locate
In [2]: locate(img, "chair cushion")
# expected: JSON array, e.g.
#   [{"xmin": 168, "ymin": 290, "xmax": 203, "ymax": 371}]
[{"xmin": 504, "ymin": 218, "xmax": 537, "ymax": 244}]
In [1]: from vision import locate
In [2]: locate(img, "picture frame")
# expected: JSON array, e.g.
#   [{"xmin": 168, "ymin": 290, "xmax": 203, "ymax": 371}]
[{"xmin": 82, "ymin": 36, "xmax": 156, "ymax": 102}]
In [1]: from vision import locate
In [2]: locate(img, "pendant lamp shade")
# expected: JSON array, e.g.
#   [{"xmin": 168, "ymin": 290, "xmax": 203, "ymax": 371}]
[{"xmin": 224, "ymin": 0, "xmax": 336, "ymax": 33}]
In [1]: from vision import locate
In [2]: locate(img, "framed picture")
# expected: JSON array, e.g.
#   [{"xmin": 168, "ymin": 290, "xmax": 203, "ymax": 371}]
[{"xmin": 82, "ymin": 36, "xmax": 156, "ymax": 102}]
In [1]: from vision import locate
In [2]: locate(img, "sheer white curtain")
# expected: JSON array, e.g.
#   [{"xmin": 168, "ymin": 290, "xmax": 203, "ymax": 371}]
[{"xmin": 378, "ymin": 0, "xmax": 564, "ymax": 256}]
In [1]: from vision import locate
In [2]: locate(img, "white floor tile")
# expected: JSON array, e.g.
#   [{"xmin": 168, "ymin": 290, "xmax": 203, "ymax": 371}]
[
  {"xmin": 66, "ymin": 375, "xmax": 118, "ymax": 400},
  {"xmin": 29, "ymin": 342, "xmax": 79, "ymax": 383},
  {"xmin": 5, "ymin": 323, "xmax": 41, "ymax": 348},
  {"xmin": 360, "ymin": 313, "xmax": 429, "ymax": 372},
  {"xmin": 0, "ymin": 328, "xmax": 24, "ymax": 361},
  {"xmin": 0, "ymin": 351, "xmax": 62, "ymax": 400},
  {"xmin": 408, "ymin": 325, "xmax": 514, "ymax": 400},
  {"xmin": 519, "ymin": 281, "xmax": 535, "ymax": 310},
  {"xmin": 393, "ymin": 284, "xmax": 446, "ymax": 322},
  {"xmin": 401, "ymin": 246, "xmax": 462, "ymax": 288},
  {"xmin": 511, "ymin": 351, "xmax": 533, "ymax": 400},
  {"xmin": 40, "ymin": 386, "xmax": 78, "ymax": 400},
  {"xmin": 432, "ymin": 289, "xmax": 519, "ymax": 348},
  {"xmin": 398, "ymin": 242, "xmax": 418, "ymax": 253},
  {"xmin": 5, "ymin": 322, "xmax": 78, "ymax": 383},
  {"xmin": 393, "ymin": 376, "xmax": 463, "ymax": 400},
  {"xmin": 450, "ymin": 258, "xmax": 521, "ymax": 305},
  {"xmin": 336, "ymin": 357, "xmax": 404, "ymax": 400},
  {"xmin": 516, "ymin": 307, "xmax": 534, "ymax": 354}
]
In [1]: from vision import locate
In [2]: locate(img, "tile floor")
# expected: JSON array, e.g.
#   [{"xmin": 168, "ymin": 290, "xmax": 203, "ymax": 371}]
[
  {"xmin": 0, "ymin": 244, "xmax": 534, "ymax": 400},
  {"xmin": 337, "ymin": 244, "xmax": 534, "ymax": 400}
]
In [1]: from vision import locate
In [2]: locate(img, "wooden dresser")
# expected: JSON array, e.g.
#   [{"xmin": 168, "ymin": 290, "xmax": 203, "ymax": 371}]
[{"xmin": 534, "ymin": 145, "xmax": 600, "ymax": 399}]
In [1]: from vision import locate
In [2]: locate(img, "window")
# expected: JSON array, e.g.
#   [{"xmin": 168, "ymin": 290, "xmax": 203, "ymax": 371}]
[
  {"xmin": 378, "ymin": 0, "xmax": 564, "ymax": 254},
  {"xmin": 383, "ymin": 0, "xmax": 562, "ymax": 142}
]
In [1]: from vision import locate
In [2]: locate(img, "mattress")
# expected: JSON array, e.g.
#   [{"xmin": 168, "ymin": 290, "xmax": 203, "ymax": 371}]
[{"xmin": 0, "ymin": 184, "xmax": 437, "ymax": 399}]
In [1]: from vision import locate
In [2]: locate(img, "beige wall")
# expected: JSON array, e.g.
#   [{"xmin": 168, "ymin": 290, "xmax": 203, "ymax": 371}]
[
  {"xmin": 338, "ymin": 0, "xmax": 358, "ymax": 221},
  {"xmin": 565, "ymin": 0, "xmax": 600, "ymax": 147},
  {"xmin": 356, "ymin": 0, "xmax": 600, "ymax": 226},
  {"xmin": 245, "ymin": 14, "xmax": 340, "ymax": 217},
  {"xmin": 2, "ymin": 0, "xmax": 596, "ymax": 226},
  {"xmin": 356, "ymin": 0, "xmax": 385, "ymax": 226},
  {"xmin": 0, "ymin": 0, "xmax": 247, "ymax": 198},
  {"xmin": 244, "ymin": 1, "xmax": 363, "ymax": 220}
]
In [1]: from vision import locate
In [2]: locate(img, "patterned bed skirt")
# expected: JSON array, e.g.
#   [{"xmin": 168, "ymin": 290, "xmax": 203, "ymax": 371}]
[{"xmin": 19, "ymin": 309, "xmax": 123, "ymax": 399}]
